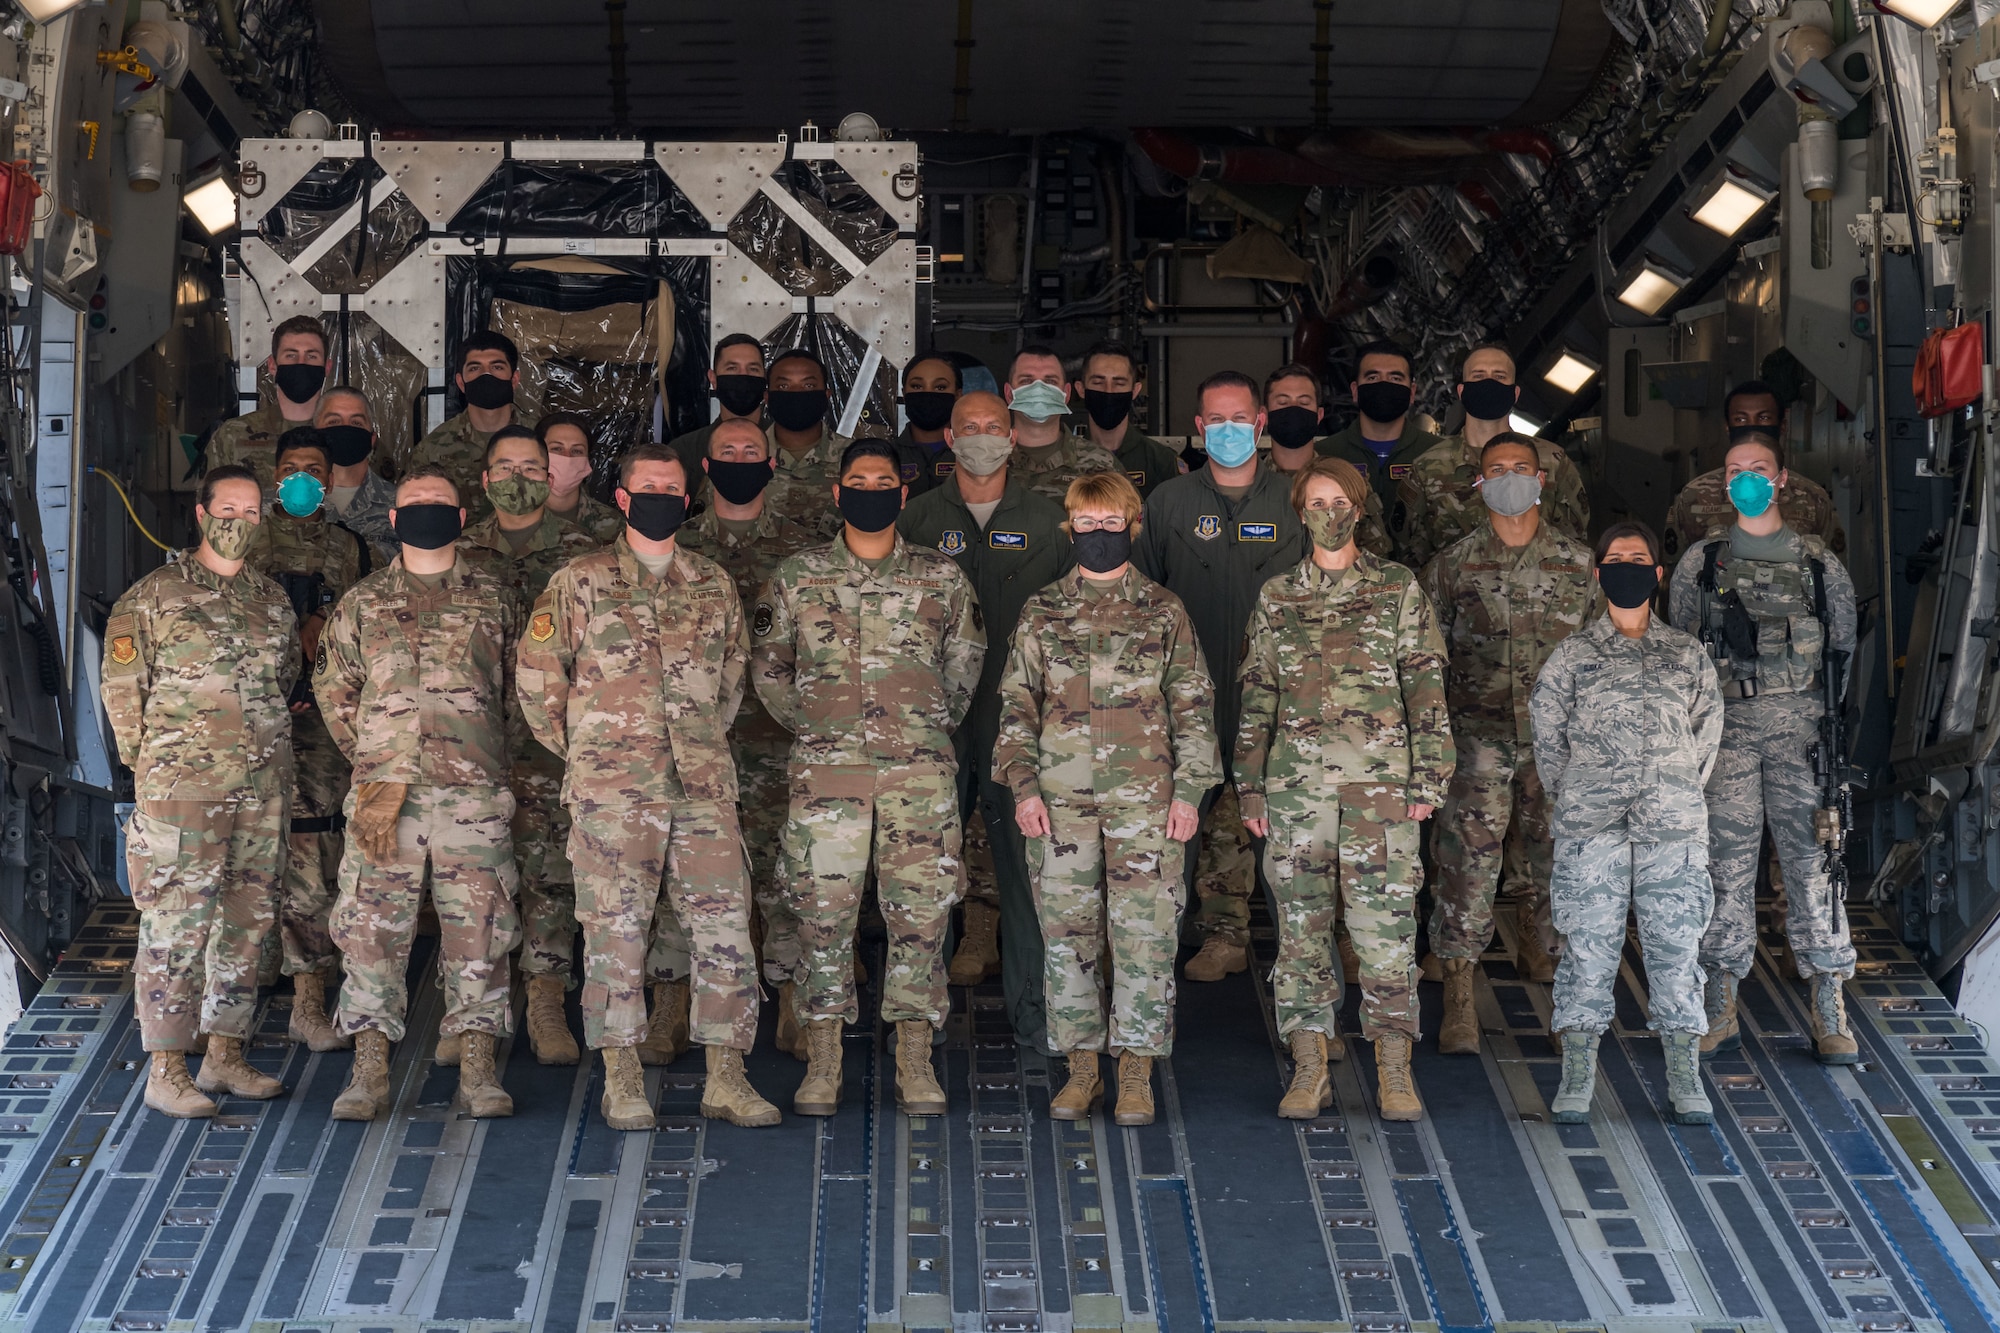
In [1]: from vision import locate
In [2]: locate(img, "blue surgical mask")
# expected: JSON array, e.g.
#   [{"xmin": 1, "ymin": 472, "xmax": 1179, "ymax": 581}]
[
  {"xmin": 1008, "ymin": 380, "xmax": 1070, "ymax": 422},
  {"xmin": 1727, "ymin": 470, "xmax": 1774, "ymax": 518},
  {"xmin": 1203, "ymin": 420, "xmax": 1257, "ymax": 468},
  {"xmin": 277, "ymin": 471, "xmax": 325, "ymax": 517}
]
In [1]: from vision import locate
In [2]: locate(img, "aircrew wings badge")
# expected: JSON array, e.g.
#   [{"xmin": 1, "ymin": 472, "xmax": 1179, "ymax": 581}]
[
  {"xmin": 529, "ymin": 612, "xmax": 556, "ymax": 642},
  {"xmin": 108, "ymin": 636, "xmax": 137, "ymax": 666}
]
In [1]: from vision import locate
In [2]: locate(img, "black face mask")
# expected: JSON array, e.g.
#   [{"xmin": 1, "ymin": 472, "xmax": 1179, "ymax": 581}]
[
  {"xmin": 1597, "ymin": 562, "xmax": 1660, "ymax": 609},
  {"xmin": 706, "ymin": 458, "xmax": 773, "ymax": 506},
  {"xmin": 320, "ymin": 424, "xmax": 373, "ymax": 468},
  {"xmin": 1459, "ymin": 377, "xmax": 1518, "ymax": 422},
  {"xmin": 1073, "ymin": 528, "xmax": 1131, "ymax": 573},
  {"xmin": 1082, "ymin": 389, "xmax": 1134, "ymax": 431},
  {"xmin": 1354, "ymin": 381, "xmax": 1413, "ymax": 424},
  {"xmin": 714, "ymin": 374, "xmax": 767, "ymax": 417},
  {"xmin": 625, "ymin": 492, "xmax": 688, "ymax": 542},
  {"xmin": 837, "ymin": 484, "xmax": 902, "ymax": 533},
  {"xmin": 903, "ymin": 391, "xmax": 957, "ymax": 432},
  {"xmin": 768, "ymin": 389, "xmax": 829, "ymax": 433},
  {"xmin": 273, "ymin": 363, "xmax": 326, "ymax": 404},
  {"xmin": 393, "ymin": 503, "xmax": 462, "ymax": 550},
  {"xmin": 1266, "ymin": 405, "xmax": 1322, "ymax": 449},
  {"xmin": 460, "ymin": 373, "xmax": 515, "ymax": 411}
]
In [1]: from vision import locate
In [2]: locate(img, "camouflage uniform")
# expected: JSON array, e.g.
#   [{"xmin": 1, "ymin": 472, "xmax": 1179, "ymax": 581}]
[
  {"xmin": 1661, "ymin": 468, "xmax": 1845, "ymax": 564},
  {"xmin": 314, "ymin": 558, "xmax": 523, "ymax": 1041},
  {"xmin": 404, "ymin": 407, "xmax": 538, "ymax": 527},
  {"xmin": 1396, "ymin": 433, "xmax": 1591, "ymax": 571},
  {"xmin": 663, "ymin": 505, "xmax": 821, "ymax": 987},
  {"xmin": 244, "ymin": 511, "xmax": 372, "ymax": 980},
  {"xmin": 327, "ymin": 468, "xmax": 400, "ymax": 565},
  {"xmin": 1315, "ymin": 420, "xmax": 1440, "ymax": 558},
  {"xmin": 204, "ymin": 405, "xmax": 295, "ymax": 492},
  {"xmin": 1010, "ymin": 433, "xmax": 1120, "ymax": 507},
  {"xmin": 1531, "ymin": 614, "xmax": 1724, "ymax": 1034},
  {"xmin": 1260, "ymin": 442, "xmax": 1394, "ymax": 557},
  {"xmin": 752, "ymin": 536, "xmax": 986, "ymax": 1027},
  {"xmin": 102, "ymin": 555, "xmax": 299, "ymax": 1050},
  {"xmin": 763, "ymin": 424, "xmax": 850, "ymax": 539},
  {"xmin": 1669, "ymin": 526, "xmax": 1859, "ymax": 982},
  {"xmin": 1419, "ymin": 521, "xmax": 1597, "ymax": 962},
  {"xmin": 459, "ymin": 510, "xmax": 604, "ymax": 979},
  {"xmin": 1235, "ymin": 552, "xmax": 1454, "ymax": 1041},
  {"xmin": 548, "ymin": 491, "xmax": 627, "ymax": 545},
  {"xmin": 994, "ymin": 568, "xmax": 1220, "ymax": 1056},
  {"xmin": 517, "ymin": 540, "xmax": 762, "ymax": 1051}
]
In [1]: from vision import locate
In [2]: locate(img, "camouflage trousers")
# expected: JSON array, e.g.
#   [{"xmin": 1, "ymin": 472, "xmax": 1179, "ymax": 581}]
[
  {"xmin": 1550, "ymin": 825, "xmax": 1710, "ymax": 1035},
  {"xmin": 1701, "ymin": 695, "xmax": 1856, "ymax": 981},
  {"xmin": 1263, "ymin": 783, "xmax": 1421, "ymax": 1041},
  {"xmin": 127, "ymin": 797, "xmax": 286, "ymax": 1051},
  {"xmin": 331, "ymin": 784, "xmax": 520, "ymax": 1042},
  {"xmin": 738, "ymin": 733, "xmax": 801, "ymax": 985},
  {"xmin": 571, "ymin": 801, "xmax": 759, "ymax": 1051},
  {"xmin": 513, "ymin": 756, "xmax": 577, "ymax": 979},
  {"xmin": 1187, "ymin": 783, "xmax": 1255, "ymax": 945},
  {"xmin": 783, "ymin": 762, "xmax": 962, "ymax": 1027},
  {"xmin": 1430, "ymin": 735, "xmax": 1556, "ymax": 961},
  {"xmin": 282, "ymin": 707, "xmax": 348, "ymax": 978},
  {"xmin": 1028, "ymin": 802, "xmax": 1186, "ymax": 1057}
]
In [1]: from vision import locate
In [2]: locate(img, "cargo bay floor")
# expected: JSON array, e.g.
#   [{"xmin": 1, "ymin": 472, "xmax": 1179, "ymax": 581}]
[{"xmin": 1, "ymin": 900, "xmax": 1998, "ymax": 1332}]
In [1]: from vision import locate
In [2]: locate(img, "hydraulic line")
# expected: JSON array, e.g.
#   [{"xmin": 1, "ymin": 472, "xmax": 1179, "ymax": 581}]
[{"xmin": 86, "ymin": 467, "xmax": 172, "ymax": 552}]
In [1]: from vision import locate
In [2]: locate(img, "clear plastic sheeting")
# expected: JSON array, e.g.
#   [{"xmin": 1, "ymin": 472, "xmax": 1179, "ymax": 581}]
[
  {"xmin": 444, "ymin": 161, "xmax": 705, "ymax": 240},
  {"xmin": 729, "ymin": 159, "xmax": 901, "ymax": 296},
  {"xmin": 328, "ymin": 311, "xmax": 429, "ymax": 474},
  {"xmin": 764, "ymin": 312, "xmax": 899, "ymax": 440},
  {"xmin": 258, "ymin": 159, "xmax": 427, "ymax": 291}
]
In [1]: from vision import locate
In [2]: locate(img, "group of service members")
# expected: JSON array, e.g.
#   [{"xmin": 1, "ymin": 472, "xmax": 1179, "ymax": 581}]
[{"xmin": 101, "ymin": 314, "xmax": 1859, "ymax": 1134}]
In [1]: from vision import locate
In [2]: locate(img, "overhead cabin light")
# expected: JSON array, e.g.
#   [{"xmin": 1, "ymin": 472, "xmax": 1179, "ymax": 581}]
[
  {"xmin": 1509, "ymin": 411, "xmax": 1545, "ymax": 436},
  {"xmin": 1616, "ymin": 259, "xmax": 1689, "ymax": 317},
  {"xmin": 1690, "ymin": 173, "xmax": 1776, "ymax": 237},
  {"xmin": 1873, "ymin": 0, "xmax": 1962, "ymax": 28},
  {"xmin": 1543, "ymin": 351, "xmax": 1600, "ymax": 395},
  {"xmin": 16, "ymin": 0, "xmax": 89, "ymax": 19},
  {"xmin": 184, "ymin": 175, "xmax": 238, "ymax": 235}
]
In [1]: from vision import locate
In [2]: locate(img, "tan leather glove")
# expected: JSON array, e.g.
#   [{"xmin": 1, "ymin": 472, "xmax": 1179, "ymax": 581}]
[{"xmin": 350, "ymin": 781, "xmax": 409, "ymax": 864}]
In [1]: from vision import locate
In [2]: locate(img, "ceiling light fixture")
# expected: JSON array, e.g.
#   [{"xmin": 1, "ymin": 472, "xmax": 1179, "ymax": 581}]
[
  {"xmin": 1542, "ymin": 351, "xmax": 1600, "ymax": 395},
  {"xmin": 16, "ymin": 0, "xmax": 89, "ymax": 20},
  {"xmin": 1690, "ymin": 173, "xmax": 1776, "ymax": 237},
  {"xmin": 183, "ymin": 174, "xmax": 238, "ymax": 235},
  {"xmin": 1616, "ymin": 260, "xmax": 1689, "ymax": 317},
  {"xmin": 1873, "ymin": 0, "xmax": 1963, "ymax": 28}
]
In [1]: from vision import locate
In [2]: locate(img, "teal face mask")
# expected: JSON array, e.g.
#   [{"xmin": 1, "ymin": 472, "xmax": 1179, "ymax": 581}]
[
  {"xmin": 1727, "ymin": 470, "xmax": 1774, "ymax": 518},
  {"xmin": 278, "ymin": 471, "xmax": 326, "ymax": 518},
  {"xmin": 1008, "ymin": 379, "xmax": 1070, "ymax": 422},
  {"xmin": 1203, "ymin": 420, "xmax": 1257, "ymax": 468}
]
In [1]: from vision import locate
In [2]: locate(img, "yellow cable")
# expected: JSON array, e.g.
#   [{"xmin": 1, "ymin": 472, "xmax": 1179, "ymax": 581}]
[{"xmin": 87, "ymin": 467, "xmax": 173, "ymax": 552}]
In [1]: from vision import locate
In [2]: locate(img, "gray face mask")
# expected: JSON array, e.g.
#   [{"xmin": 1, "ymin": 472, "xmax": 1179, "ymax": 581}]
[
  {"xmin": 952, "ymin": 432, "xmax": 1014, "ymax": 477},
  {"xmin": 1480, "ymin": 471, "xmax": 1542, "ymax": 517}
]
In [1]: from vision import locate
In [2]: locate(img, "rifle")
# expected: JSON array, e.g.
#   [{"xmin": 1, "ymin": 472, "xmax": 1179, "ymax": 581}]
[
  {"xmin": 1698, "ymin": 542, "xmax": 1762, "ymax": 695},
  {"xmin": 1810, "ymin": 647, "xmax": 1853, "ymax": 896}
]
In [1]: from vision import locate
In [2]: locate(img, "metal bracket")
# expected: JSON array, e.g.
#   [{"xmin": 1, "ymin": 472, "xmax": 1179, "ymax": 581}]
[
  {"xmin": 358, "ymin": 249, "xmax": 447, "ymax": 368},
  {"xmin": 710, "ymin": 246, "xmax": 798, "ymax": 343},
  {"xmin": 237, "ymin": 139, "xmax": 332, "ymax": 230},
  {"xmin": 791, "ymin": 141, "xmax": 922, "ymax": 229},
  {"xmin": 372, "ymin": 141, "xmax": 505, "ymax": 229},
  {"xmin": 822, "ymin": 240, "xmax": 919, "ymax": 368},
  {"xmin": 653, "ymin": 141, "xmax": 787, "ymax": 232},
  {"xmin": 233, "ymin": 236, "xmax": 327, "ymax": 363}
]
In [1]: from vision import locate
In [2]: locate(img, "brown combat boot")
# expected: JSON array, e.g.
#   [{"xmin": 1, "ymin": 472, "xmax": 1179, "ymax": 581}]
[
  {"xmin": 194, "ymin": 1035, "xmax": 284, "ymax": 1100},
  {"xmin": 948, "ymin": 900, "xmax": 1002, "ymax": 985},
  {"xmin": 333, "ymin": 1029, "xmax": 392, "ymax": 1121},
  {"xmin": 895, "ymin": 1021, "xmax": 947, "ymax": 1115},
  {"xmin": 794, "ymin": 1019, "xmax": 844, "ymax": 1116},
  {"xmin": 455, "ymin": 1032, "xmax": 514, "ymax": 1118},
  {"xmin": 145, "ymin": 1050, "xmax": 216, "ymax": 1119},
  {"xmin": 1336, "ymin": 924, "xmax": 1361, "ymax": 985},
  {"xmin": 1419, "ymin": 952, "xmax": 1443, "ymax": 983},
  {"xmin": 774, "ymin": 980, "xmax": 806, "ymax": 1059},
  {"xmin": 1278, "ymin": 1029, "xmax": 1331, "ymax": 1118},
  {"xmin": 601, "ymin": 1046, "xmax": 656, "ymax": 1131},
  {"xmin": 1514, "ymin": 898, "xmax": 1557, "ymax": 983},
  {"xmin": 1374, "ymin": 1032, "xmax": 1423, "ymax": 1121},
  {"xmin": 1049, "ymin": 1051, "xmax": 1102, "ymax": 1120},
  {"xmin": 524, "ymin": 975, "xmax": 580, "ymax": 1066},
  {"xmin": 1184, "ymin": 935, "xmax": 1247, "ymax": 982},
  {"xmin": 1114, "ymin": 1053, "xmax": 1156, "ymax": 1126},
  {"xmin": 636, "ymin": 981, "xmax": 690, "ymax": 1066},
  {"xmin": 1439, "ymin": 958, "xmax": 1480, "ymax": 1055},
  {"xmin": 288, "ymin": 969, "xmax": 350, "ymax": 1052},
  {"xmin": 1810, "ymin": 974, "xmax": 1860, "ymax": 1065},
  {"xmin": 700, "ymin": 1046, "xmax": 781, "ymax": 1126},
  {"xmin": 1699, "ymin": 971, "xmax": 1740, "ymax": 1057},
  {"xmin": 434, "ymin": 1034, "xmax": 461, "ymax": 1066}
]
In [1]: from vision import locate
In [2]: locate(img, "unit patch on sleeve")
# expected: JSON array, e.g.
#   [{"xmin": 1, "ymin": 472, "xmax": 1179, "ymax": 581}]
[
  {"xmin": 753, "ymin": 603, "xmax": 775, "ymax": 637},
  {"xmin": 109, "ymin": 635, "xmax": 137, "ymax": 666},
  {"xmin": 529, "ymin": 611, "xmax": 556, "ymax": 642}
]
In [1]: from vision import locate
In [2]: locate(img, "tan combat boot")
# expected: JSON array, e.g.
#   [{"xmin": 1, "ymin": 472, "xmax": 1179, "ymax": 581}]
[
  {"xmin": 1049, "ymin": 1052, "xmax": 1102, "ymax": 1120},
  {"xmin": 1439, "ymin": 958, "xmax": 1480, "ymax": 1055},
  {"xmin": 794, "ymin": 1019, "xmax": 844, "ymax": 1116},
  {"xmin": 600, "ymin": 1046, "xmax": 656, "ymax": 1131},
  {"xmin": 1114, "ymin": 1053, "xmax": 1155, "ymax": 1126},
  {"xmin": 1810, "ymin": 974, "xmax": 1860, "ymax": 1065},
  {"xmin": 1184, "ymin": 935, "xmax": 1247, "ymax": 982},
  {"xmin": 775, "ymin": 980, "xmax": 805, "ymax": 1059},
  {"xmin": 194, "ymin": 1035, "xmax": 284, "ymax": 1099},
  {"xmin": 636, "ymin": 981, "xmax": 690, "ymax": 1066},
  {"xmin": 455, "ymin": 1032, "xmax": 514, "ymax": 1118},
  {"xmin": 145, "ymin": 1050, "xmax": 217, "ymax": 1119},
  {"xmin": 288, "ymin": 969, "xmax": 350, "ymax": 1052},
  {"xmin": 700, "ymin": 1046, "xmax": 781, "ymax": 1126},
  {"xmin": 1513, "ymin": 898, "xmax": 1558, "ymax": 983},
  {"xmin": 1699, "ymin": 971, "xmax": 1739, "ymax": 1057},
  {"xmin": 1278, "ymin": 1029, "xmax": 1331, "ymax": 1118},
  {"xmin": 895, "ymin": 1021, "xmax": 947, "ymax": 1115},
  {"xmin": 1336, "ymin": 924, "xmax": 1361, "ymax": 985},
  {"xmin": 524, "ymin": 975, "xmax": 580, "ymax": 1066},
  {"xmin": 948, "ymin": 900, "xmax": 1002, "ymax": 985},
  {"xmin": 1374, "ymin": 1032, "xmax": 1423, "ymax": 1122},
  {"xmin": 1419, "ymin": 952, "xmax": 1443, "ymax": 983},
  {"xmin": 333, "ymin": 1029, "xmax": 392, "ymax": 1121},
  {"xmin": 434, "ymin": 1034, "xmax": 461, "ymax": 1066}
]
